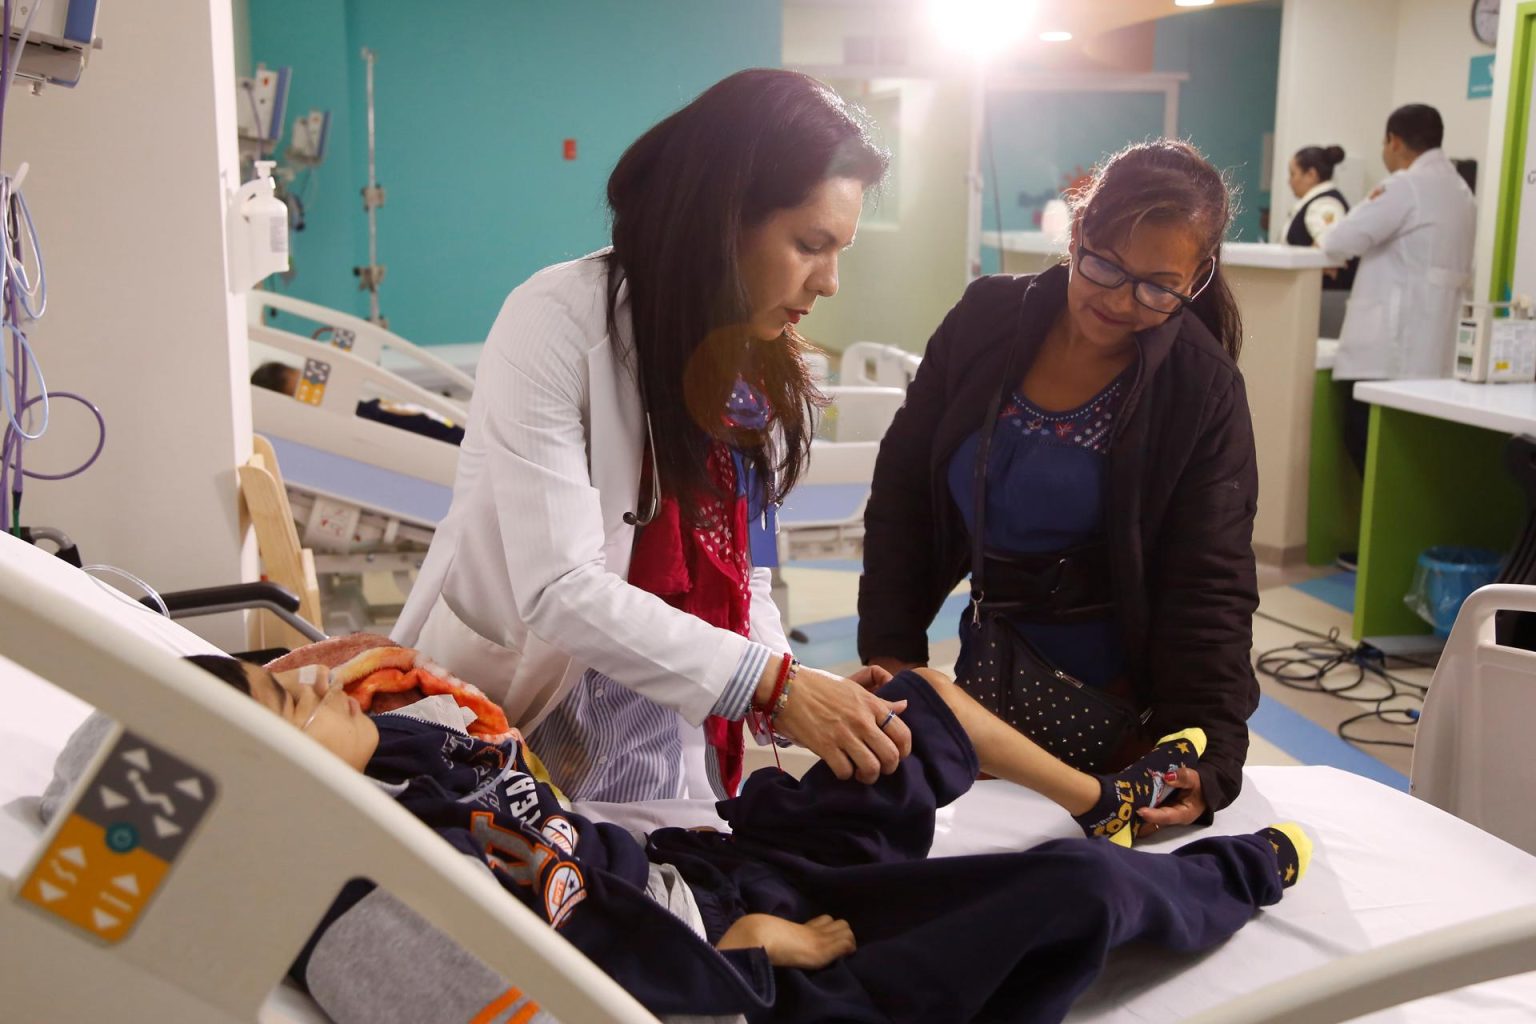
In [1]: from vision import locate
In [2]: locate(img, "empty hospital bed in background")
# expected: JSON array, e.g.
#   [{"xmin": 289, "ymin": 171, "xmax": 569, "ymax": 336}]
[{"xmin": 5, "ymin": 533, "xmax": 1536, "ymax": 1022}]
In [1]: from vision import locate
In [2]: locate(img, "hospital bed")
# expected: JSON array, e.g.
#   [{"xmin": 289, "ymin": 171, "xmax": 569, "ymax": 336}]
[
  {"xmin": 247, "ymin": 312, "xmax": 464, "ymax": 630},
  {"xmin": 5, "ymin": 533, "xmax": 1536, "ymax": 1022},
  {"xmin": 251, "ymin": 291, "xmax": 479, "ymax": 400}
]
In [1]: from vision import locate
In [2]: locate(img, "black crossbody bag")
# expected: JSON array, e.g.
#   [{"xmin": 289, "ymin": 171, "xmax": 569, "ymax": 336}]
[{"xmin": 961, "ymin": 377, "xmax": 1149, "ymax": 773}]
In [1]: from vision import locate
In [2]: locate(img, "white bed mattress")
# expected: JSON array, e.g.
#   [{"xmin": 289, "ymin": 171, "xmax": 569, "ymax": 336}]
[{"xmin": 4, "ymin": 541, "xmax": 1536, "ymax": 1021}]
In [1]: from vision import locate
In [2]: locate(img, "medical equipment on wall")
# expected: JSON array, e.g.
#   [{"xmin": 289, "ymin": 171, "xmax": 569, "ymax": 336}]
[
  {"xmin": 355, "ymin": 46, "xmax": 388, "ymax": 327},
  {"xmin": 285, "ymin": 108, "xmax": 329, "ymax": 167},
  {"xmin": 1455, "ymin": 299, "xmax": 1536, "ymax": 383},
  {"xmin": 226, "ymin": 160, "xmax": 291, "ymax": 294},
  {"xmin": 236, "ymin": 62, "xmax": 291, "ymax": 160},
  {"xmin": 0, "ymin": 0, "xmax": 108, "ymax": 537},
  {"xmin": 6, "ymin": 0, "xmax": 100, "ymax": 91}
]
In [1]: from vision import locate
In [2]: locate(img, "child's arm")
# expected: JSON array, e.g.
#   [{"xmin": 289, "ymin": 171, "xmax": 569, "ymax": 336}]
[{"xmin": 715, "ymin": 913, "xmax": 856, "ymax": 969}]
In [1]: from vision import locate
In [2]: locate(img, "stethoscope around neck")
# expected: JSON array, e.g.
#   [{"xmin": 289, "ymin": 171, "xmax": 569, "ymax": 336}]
[{"xmin": 624, "ymin": 411, "xmax": 661, "ymax": 527}]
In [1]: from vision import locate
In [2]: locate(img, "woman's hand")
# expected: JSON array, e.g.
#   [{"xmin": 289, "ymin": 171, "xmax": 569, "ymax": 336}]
[
  {"xmin": 771, "ymin": 666, "xmax": 913, "ymax": 783},
  {"xmin": 1135, "ymin": 766, "xmax": 1207, "ymax": 837}
]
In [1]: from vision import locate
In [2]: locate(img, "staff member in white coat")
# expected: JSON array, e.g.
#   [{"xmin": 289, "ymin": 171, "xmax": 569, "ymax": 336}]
[
  {"xmin": 393, "ymin": 69, "xmax": 911, "ymax": 803},
  {"xmin": 1319, "ymin": 104, "xmax": 1475, "ymax": 474}
]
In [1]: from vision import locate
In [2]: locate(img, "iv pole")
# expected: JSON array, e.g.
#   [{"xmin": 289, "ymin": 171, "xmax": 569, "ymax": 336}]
[{"xmin": 354, "ymin": 46, "xmax": 387, "ymax": 327}]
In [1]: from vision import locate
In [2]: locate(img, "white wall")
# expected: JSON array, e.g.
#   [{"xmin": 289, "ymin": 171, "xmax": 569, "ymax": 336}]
[
  {"xmin": 797, "ymin": 75, "xmax": 973, "ymax": 354},
  {"xmin": 1393, "ymin": 0, "xmax": 1495, "ymax": 161},
  {"xmin": 784, "ymin": 4, "xmax": 976, "ymax": 354},
  {"xmin": 1269, "ymin": 0, "xmax": 1401, "ymax": 229},
  {"xmin": 7, "ymin": 0, "xmax": 254, "ymax": 647},
  {"xmin": 1270, "ymin": 0, "xmax": 1494, "ymax": 237}
]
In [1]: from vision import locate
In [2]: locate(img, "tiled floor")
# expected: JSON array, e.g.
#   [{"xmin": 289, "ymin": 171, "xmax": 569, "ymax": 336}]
[{"xmin": 780, "ymin": 560, "xmax": 1425, "ymax": 790}]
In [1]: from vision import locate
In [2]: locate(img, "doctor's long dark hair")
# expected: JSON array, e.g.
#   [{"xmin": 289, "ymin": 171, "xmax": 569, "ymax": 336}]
[
  {"xmin": 1069, "ymin": 139, "xmax": 1244, "ymax": 360},
  {"xmin": 603, "ymin": 69, "xmax": 888, "ymax": 519}
]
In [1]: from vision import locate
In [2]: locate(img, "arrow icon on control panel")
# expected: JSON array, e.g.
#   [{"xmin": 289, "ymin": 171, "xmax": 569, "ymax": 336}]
[
  {"xmin": 37, "ymin": 881, "xmax": 65, "ymax": 903},
  {"xmin": 121, "ymin": 748, "xmax": 151, "ymax": 772},
  {"xmin": 112, "ymin": 874, "xmax": 139, "ymax": 896},
  {"xmin": 92, "ymin": 908, "xmax": 121, "ymax": 931},
  {"xmin": 58, "ymin": 846, "xmax": 86, "ymax": 868},
  {"xmin": 174, "ymin": 778, "xmax": 204, "ymax": 801},
  {"xmin": 152, "ymin": 815, "xmax": 181, "ymax": 839},
  {"xmin": 98, "ymin": 786, "xmax": 129, "ymax": 810}
]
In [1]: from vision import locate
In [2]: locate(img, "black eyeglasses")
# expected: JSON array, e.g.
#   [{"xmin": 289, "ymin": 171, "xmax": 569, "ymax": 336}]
[{"xmin": 1074, "ymin": 245, "xmax": 1216, "ymax": 315}]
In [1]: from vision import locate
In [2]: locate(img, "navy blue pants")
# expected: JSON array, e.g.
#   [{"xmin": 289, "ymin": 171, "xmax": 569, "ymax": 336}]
[{"xmin": 648, "ymin": 672, "xmax": 1285, "ymax": 1024}]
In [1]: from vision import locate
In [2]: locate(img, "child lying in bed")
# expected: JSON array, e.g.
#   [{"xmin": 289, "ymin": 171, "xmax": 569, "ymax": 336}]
[{"xmin": 186, "ymin": 655, "xmax": 1311, "ymax": 1024}]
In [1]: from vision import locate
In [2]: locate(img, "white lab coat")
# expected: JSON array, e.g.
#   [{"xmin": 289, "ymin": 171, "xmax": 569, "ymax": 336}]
[
  {"xmin": 1321, "ymin": 148, "xmax": 1475, "ymax": 381},
  {"xmin": 393, "ymin": 253, "xmax": 789, "ymax": 733}
]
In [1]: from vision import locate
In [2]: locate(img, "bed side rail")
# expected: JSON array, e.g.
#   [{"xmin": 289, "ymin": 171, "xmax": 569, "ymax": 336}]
[
  {"xmin": 1181, "ymin": 903, "xmax": 1536, "ymax": 1024},
  {"xmin": 0, "ymin": 553, "xmax": 659, "ymax": 1024},
  {"xmin": 250, "ymin": 290, "xmax": 477, "ymax": 397},
  {"xmin": 250, "ymin": 322, "xmax": 468, "ymax": 424}
]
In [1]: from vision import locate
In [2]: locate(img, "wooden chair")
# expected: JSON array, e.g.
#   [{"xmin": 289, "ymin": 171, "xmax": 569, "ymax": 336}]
[{"xmin": 239, "ymin": 435, "xmax": 324, "ymax": 651}]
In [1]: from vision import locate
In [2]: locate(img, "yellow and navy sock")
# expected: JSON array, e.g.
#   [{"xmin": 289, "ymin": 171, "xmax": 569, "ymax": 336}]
[
  {"xmin": 1257, "ymin": 822, "xmax": 1312, "ymax": 888},
  {"xmin": 1072, "ymin": 728, "xmax": 1207, "ymax": 847}
]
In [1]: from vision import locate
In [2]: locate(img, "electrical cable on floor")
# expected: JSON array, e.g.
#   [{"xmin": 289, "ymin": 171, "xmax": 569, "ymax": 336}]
[{"xmin": 1253, "ymin": 611, "xmax": 1429, "ymax": 750}]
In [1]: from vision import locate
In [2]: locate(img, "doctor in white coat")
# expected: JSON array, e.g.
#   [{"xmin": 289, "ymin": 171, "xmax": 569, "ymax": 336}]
[
  {"xmin": 1320, "ymin": 103, "xmax": 1475, "ymax": 472},
  {"xmin": 394, "ymin": 70, "xmax": 911, "ymax": 804}
]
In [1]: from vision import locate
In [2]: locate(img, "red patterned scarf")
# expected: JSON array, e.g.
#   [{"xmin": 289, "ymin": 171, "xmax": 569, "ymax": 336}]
[{"xmin": 627, "ymin": 443, "xmax": 753, "ymax": 796}]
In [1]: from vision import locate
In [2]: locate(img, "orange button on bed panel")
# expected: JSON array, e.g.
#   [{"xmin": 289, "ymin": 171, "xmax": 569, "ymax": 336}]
[{"xmin": 20, "ymin": 813, "xmax": 171, "ymax": 944}]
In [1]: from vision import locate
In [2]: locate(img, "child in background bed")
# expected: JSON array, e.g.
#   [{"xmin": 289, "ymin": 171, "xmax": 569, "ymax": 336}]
[{"xmin": 187, "ymin": 654, "xmax": 1311, "ymax": 1024}]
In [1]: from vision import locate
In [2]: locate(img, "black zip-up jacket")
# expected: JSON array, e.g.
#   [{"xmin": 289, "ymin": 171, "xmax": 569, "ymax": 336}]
[{"xmin": 857, "ymin": 265, "xmax": 1260, "ymax": 815}]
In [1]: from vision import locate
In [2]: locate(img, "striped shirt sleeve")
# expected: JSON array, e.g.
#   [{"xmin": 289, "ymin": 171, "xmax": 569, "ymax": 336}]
[{"xmin": 710, "ymin": 641, "xmax": 775, "ymax": 721}]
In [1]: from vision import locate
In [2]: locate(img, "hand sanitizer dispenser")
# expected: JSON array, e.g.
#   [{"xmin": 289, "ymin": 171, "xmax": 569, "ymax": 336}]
[{"xmin": 227, "ymin": 160, "xmax": 290, "ymax": 293}]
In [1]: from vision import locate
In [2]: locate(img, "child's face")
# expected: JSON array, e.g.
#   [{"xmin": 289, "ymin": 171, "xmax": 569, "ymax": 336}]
[{"xmin": 241, "ymin": 663, "xmax": 379, "ymax": 770}]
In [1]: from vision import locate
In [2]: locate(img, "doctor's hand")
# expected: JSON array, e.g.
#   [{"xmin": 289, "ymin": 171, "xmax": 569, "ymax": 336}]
[{"xmin": 768, "ymin": 666, "xmax": 913, "ymax": 783}]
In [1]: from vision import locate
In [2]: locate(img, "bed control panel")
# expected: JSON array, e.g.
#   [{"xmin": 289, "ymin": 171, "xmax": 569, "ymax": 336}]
[
  {"xmin": 18, "ymin": 730, "xmax": 215, "ymax": 944},
  {"xmin": 296, "ymin": 356, "xmax": 331, "ymax": 406}
]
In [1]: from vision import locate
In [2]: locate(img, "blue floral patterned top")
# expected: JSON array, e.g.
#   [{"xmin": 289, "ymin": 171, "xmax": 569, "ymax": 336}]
[{"xmin": 947, "ymin": 369, "xmax": 1132, "ymax": 687}]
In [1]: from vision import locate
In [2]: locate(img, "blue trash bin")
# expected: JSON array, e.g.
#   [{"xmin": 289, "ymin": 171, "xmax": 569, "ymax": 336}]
[{"xmin": 1405, "ymin": 546, "xmax": 1504, "ymax": 638}]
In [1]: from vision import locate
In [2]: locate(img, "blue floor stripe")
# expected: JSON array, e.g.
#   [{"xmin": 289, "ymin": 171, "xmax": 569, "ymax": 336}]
[
  {"xmin": 785, "ymin": 558, "xmax": 863, "ymax": 572},
  {"xmin": 1249, "ymin": 694, "xmax": 1408, "ymax": 790},
  {"xmin": 1293, "ymin": 570, "xmax": 1357, "ymax": 614}
]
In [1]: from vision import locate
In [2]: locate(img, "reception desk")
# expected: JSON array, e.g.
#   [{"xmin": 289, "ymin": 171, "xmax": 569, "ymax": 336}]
[{"xmin": 989, "ymin": 232, "xmax": 1331, "ymax": 564}]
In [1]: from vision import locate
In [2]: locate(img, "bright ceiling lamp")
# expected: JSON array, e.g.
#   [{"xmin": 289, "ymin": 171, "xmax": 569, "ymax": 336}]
[
  {"xmin": 1040, "ymin": 30, "xmax": 1073, "ymax": 42},
  {"xmin": 929, "ymin": 0, "xmax": 1037, "ymax": 61},
  {"xmin": 1174, "ymin": 0, "xmax": 1216, "ymax": 6}
]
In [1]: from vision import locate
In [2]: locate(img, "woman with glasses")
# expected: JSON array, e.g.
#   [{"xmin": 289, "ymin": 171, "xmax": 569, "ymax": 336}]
[{"xmin": 859, "ymin": 140, "xmax": 1259, "ymax": 833}]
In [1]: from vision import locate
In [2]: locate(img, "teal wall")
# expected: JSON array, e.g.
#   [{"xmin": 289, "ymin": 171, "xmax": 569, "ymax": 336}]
[
  {"xmin": 1155, "ymin": 4, "xmax": 1283, "ymax": 242},
  {"xmin": 978, "ymin": 4, "xmax": 1282, "ymax": 270},
  {"xmin": 981, "ymin": 89, "xmax": 1166, "ymax": 272},
  {"xmin": 249, "ymin": 1, "xmax": 782, "ymax": 344}
]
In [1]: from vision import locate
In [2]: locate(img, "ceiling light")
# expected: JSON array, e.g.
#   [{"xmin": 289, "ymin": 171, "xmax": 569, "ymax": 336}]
[
  {"xmin": 928, "ymin": 0, "xmax": 1037, "ymax": 61},
  {"xmin": 1174, "ymin": 0, "xmax": 1217, "ymax": 7},
  {"xmin": 1040, "ymin": 30, "xmax": 1072, "ymax": 42}
]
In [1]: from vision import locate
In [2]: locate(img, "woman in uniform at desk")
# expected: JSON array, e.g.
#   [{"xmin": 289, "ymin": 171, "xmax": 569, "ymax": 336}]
[
  {"xmin": 394, "ymin": 69, "xmax": 912, "ymax": 804},
  {"xmin": 1285, "ymin": 144, "xmax": 1355, "ymax": 289},
  {"xmin": 859, "ymin": 140, "xmax": 1261, "ymax": 836}
]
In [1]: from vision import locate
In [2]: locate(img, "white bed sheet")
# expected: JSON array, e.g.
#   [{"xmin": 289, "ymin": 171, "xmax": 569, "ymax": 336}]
[{"xmin": 4, "ymin": 539, "xmax": 1536, "ymax": 1022}]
